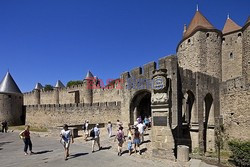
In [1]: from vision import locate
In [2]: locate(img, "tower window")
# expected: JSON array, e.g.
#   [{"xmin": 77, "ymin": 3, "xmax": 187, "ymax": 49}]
[
  {"xmin": 222, "ymin": 38, "xmax": 225, "ymax": 42},
  {"xmin": 206, "ymin": 33, "xmax": 210, "ymax": 37},
  {"xmin": 238, "ymin": 33, "xmax": 242, "ymax": 37},
  {"xmin": 188, "ymin": 39, "xmax": 191, "ymax": 43},
  {"xmin": 229, "ymin": 52, "xmax": 234, "ymax": 59}
]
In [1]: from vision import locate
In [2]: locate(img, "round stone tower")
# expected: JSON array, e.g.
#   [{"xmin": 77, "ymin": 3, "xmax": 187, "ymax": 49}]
[
  {"xmin": 221, "ymin": 15, "xmax": 243, "ymax": 81},
  {"xmin": 82, "ymin": 71, "xmax": 93, "ymax": 104},
  {"xmin": 34, "ymin": 82, "xmax": 43, "ymax": 105},
  {"xmin": 177, "ymin": 9, "xmax": 222, "ymax": 79},
  {"xmin": 0, "ymin": 72, "xmax": 24, "ymax": 125},
  {"xmin": 242, "ymin": 16, "xmax": 250, "ymax": 84}
]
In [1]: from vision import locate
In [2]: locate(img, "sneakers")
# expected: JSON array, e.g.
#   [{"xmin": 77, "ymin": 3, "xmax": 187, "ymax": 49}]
[{"xmin": 24, "ymin": 152, "xmax": 28, "ymax": 156}]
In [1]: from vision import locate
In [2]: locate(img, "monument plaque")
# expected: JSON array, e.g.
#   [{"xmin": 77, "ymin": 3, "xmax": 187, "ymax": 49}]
[{"xmin": 153, "ymin": 116, "xmax": 168, "ymax": 126}]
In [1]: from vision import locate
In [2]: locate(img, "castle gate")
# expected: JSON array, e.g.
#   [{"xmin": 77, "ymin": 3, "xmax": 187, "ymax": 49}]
[{"xmin": 129, "ymin": 90, "xmax": 151, "ymax": 124}]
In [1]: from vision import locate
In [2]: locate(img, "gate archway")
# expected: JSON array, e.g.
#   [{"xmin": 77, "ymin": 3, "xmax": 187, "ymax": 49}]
[{"xmin": 130, "ymin": 90, "xmax": 151, "ymax": 124}]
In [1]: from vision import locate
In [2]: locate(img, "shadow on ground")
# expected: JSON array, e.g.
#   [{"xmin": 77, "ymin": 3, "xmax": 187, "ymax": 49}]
[
  {"xmin": 101, "ymin": 146, "xmax": 112, "ymax": 150},
  {"xmin": 141, "ymin": 140, "xmax": 151, "ymax": 144},
  {"xmin": 0, "ymin": 141, "xmax": 13, "ymax": 147},
  {"xmin": 35, "ymin": 150, "xmax": 53, "ymax": 155},
  {"xmin": 69, "ymin": 153, "xmax": 89, "ymax": 159}
]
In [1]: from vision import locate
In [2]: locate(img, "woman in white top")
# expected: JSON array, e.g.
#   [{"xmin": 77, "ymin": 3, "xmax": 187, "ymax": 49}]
[{"xmin": 60, "ymin": 124, "xmax": 74, "ymax": 160}]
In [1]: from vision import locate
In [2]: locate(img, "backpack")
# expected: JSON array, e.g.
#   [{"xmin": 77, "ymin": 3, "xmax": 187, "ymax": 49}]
[
  {"xmin": 90, "ymin": 129, "xmax": 95, "ymax": 138},
  {"xmin": 82, "ymin": 124, "xmax": 86, "ymax": 131},
  {"xmin": 117, "ymin": 131, "xmax": 123, "ymax": 141}
]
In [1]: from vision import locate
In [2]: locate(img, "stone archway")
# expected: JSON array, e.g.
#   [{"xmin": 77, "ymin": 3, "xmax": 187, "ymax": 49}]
[
  {"xmin": 182, "ymin": 90, "xmax": 196, "ymax": 124},
  {"xmin": 130, "ymin": 90, "xmax": 151, "ymax": 124},
  {"xmin": 203, "ymin": 93, "xmax": 215, "ymax": 152}
]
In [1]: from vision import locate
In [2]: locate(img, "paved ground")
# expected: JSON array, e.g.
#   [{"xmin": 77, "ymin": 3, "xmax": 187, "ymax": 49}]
[
  {"xmin": 0, "ymin": 129, "xmax": 216, "ymax": 167},
  {"xmin": 0, "ymin": 131, "xmax": 179, "ymax": 167}
]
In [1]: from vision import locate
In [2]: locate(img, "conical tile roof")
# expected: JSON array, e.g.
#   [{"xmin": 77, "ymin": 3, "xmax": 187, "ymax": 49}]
[
  {"xmin": 0, "ymin": 72, "xmax": 22, "ymax": 94},
  {"xmin": 183, "ymin": 11, "xmax": 215, "ymax": 38},
  {"xmin": 222, "ymin": 17, "xmax": 242, "ymax": 34},
  {"xmin": 85, "ymin": 70, "xmax": 94, "ymax": 79},
  {"xmin": 55, "ymin": 80, "xmax": 65, "ymax": 88},
  {"xmin": 34, "ymin": 83, "xmax": 43, "ymax": 90}
]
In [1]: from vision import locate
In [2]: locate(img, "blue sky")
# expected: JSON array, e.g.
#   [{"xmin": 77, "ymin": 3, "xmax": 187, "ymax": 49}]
[{"xmin": 0, "ymin": 0, "xmax": 249, "ymax": 92}]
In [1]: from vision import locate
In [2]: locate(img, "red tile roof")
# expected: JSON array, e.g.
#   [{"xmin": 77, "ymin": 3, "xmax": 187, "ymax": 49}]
[
  {"xmin": 183, "ymin": 11, "xmax": 215, "ymax": 38},
  {"xmin": 222, "ymin": 18, "xmax": 242, "ymax": 34}
]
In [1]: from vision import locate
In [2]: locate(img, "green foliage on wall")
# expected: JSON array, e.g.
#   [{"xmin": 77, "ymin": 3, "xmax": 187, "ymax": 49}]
[
  {"xmin": 228, "ymin": 140, "xmax": 250, "ymax": 166},
  {"xmin": 66, "ymin": 80, "xmax": 83, "ymax": 87},
  {"xmin": 43, "ymin": 84, "xmax": 54, "ymax": 91}
]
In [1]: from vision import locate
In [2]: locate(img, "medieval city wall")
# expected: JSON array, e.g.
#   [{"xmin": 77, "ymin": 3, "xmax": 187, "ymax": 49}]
[
  {"xmin": 177, "ymin": 30, "xmax": 222, "ymax": 79},
  {"xmin": 242, "ymin": 24, "xmax": 250, "ymax": 84},
  {"xmin": 119, "ymin": 55, "xmax": 179, "ymax": 127},
  {"xmin": 24, "ymin": 83, "xmax": 122, "ymax": 105},
  {"xmin": 0, "ymin": 93, "xmax": 23, "ymax": 125},
  {"xmin": 221, "ymin": 31, "xmax": 243, "ymax": 81},
  {"xmin": 25, "ymin": 101, "xmax": 121, "ymax": 127},
  {"xmin": 220, "ymin": 77, "xmax": 250, "ymax": 140}
]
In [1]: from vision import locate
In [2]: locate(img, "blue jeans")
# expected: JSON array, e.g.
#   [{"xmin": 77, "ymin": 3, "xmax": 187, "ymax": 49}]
[{"xmin": 23, "ymin": 138, "xmax": 32, "ymax": 152}]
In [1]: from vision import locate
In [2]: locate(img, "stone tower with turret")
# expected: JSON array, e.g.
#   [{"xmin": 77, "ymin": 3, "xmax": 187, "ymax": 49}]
[
  {"xmin": 221, "ymin": 15, "xmax": 243, "ymax": 81},
  {"xmin": 0, "ymin": 72, "xmax": 24, "ymax": 125},
  {"xmin": 242, "ymin": 17, "xmax": 250, "ymax": 85},
  {"xmin": 177, "ymin": 9, "xmax": 222, "ymax": 79},
  {"xmin": 82, "ymin": 71, "xmax": 94, "ymax": 104}
]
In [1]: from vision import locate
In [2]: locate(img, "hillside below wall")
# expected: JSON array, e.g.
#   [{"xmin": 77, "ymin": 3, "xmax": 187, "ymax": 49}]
[
  {"xmin": 221, "ymin": 90, "xmax": 250, "ymax": 140},
  {"xmin": 25, "ymin": 102, "xmax": 121, "ymax": 127}
]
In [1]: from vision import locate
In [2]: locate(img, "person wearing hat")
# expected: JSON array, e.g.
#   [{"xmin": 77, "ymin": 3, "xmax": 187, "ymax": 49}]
[{"xmin": 92, "ymin": 124, "xmax": 101, "ymax": 152}]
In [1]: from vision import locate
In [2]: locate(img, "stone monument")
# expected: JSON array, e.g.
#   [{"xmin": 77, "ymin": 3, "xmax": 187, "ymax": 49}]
[{"xmin": 151, "ymin": 69, "xmax": 175, "ymax": 160}]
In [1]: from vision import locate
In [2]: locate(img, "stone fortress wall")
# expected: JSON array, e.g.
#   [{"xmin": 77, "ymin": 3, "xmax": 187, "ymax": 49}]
[
  {"xmin": 21, "ymin": 12, "xmax": 250, "ymax": 155},
  {"xmin": 25, "ymin": 101, "xmax": 121, "ymax": 127}
]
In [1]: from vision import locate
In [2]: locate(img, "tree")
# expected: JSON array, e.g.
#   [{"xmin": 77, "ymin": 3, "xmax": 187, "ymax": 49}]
[
  {"xmin": 66, "ymin": 80, "xmax": 83, "ymax": 87},
  {"xmin": 43, "ymin": 84, "xmax": 54, "ymax": 91}
]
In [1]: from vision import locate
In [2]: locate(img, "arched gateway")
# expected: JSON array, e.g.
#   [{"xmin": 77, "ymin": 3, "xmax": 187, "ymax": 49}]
[{"xmin": 130, "ymin": 90, "xmax": 151, "ymax": 124}]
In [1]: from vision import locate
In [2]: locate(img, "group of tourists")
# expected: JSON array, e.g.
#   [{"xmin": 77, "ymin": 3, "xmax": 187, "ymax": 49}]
[
  {"xmin": 113, "ymin": 117, "xmax": 151, "ymax": 156},
  {"xmin": 15, "ymin": 116, "xmax": 151, "ymax": 160}
]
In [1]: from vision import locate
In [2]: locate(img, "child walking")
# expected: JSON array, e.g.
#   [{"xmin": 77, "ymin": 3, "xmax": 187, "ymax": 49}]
[{"xmin": 127, "ymin": 136, "xmax": 133, "ymax": 155}]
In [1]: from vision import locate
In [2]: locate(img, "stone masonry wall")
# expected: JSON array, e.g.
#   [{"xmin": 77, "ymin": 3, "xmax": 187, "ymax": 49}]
[
  {"xmin": 242, "ymin": 25, "xmax": 250, "ymax": 84},
  {"xmin": 24, "ymin": 83, "xmax": 122, "ymax": 105},
  {"xmin": 177, "ymin": 31, "xmax": 221, "ymax": 79},
  {"xmin": 25, "ymin": 101, "xmax": 121, "ymax": 127},
  {"xmin": 0, "ymin": 93, "xmax": 23, "ymax": 125},
  {"xmin": 222, "ymin": 31, "xmax": 243, "ymax": 81},
  {"xmin": 221, "ymin": 89, "xmax": 250, "ymax": 140}
]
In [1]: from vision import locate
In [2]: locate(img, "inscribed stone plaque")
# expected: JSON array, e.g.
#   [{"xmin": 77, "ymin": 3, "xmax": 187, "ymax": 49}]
[{"xmin": 153, "ymin": 116, "xmax": 168, "ymax": 126}]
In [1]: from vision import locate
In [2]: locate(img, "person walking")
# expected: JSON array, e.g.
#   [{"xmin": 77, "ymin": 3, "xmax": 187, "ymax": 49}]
[
  {"xmin": 83, "ymin": 120, "xmax": 89, "ymax": 141},
  {"xmin": 1, "ymin": 120, "xmax": 7, "ymax": 133},
  {"xmin": 114, "ymin": 126, "xmax": 125, "ymax": 156},
  {"xmin": 127, "ymin": 136, "xmax": 133, "ymax": 155},
  {"xmin": 19, "ymin": 125, "xmax": 34, "ymax": 156},
  {"xmin": 107, "ymin": 121, "xmax": 112, "ymax": 138},
  {"xmin": 137, "ymin": 121, "xmax": 145, "ymax": 143},
  {"xmin": 91, "ymin": 124, "xmax": 101, "ymax": 153},
  {"xmin": 116, "ymin": 120, "xmax": 123, "ymax": 130},
  {"xmin": 133, "ymin": 127, "xmax": 141, "ymax": 155},
  {"xmin": 60, "ymin": 124, "xmax": 74, "ymax": 160},
  {"xmin": 127, "ymin": 126, "xmax": 133, "ymax": 139}
]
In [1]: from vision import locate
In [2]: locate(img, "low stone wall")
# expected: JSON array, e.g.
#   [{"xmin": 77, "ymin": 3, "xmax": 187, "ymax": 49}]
[
  {"xmin": 221, "ymin": 90, "xmax": 250, "ymax": 140},
  {"xmin": 25, "ymin": 102, "xmax": 121, "ymax": 128}
]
